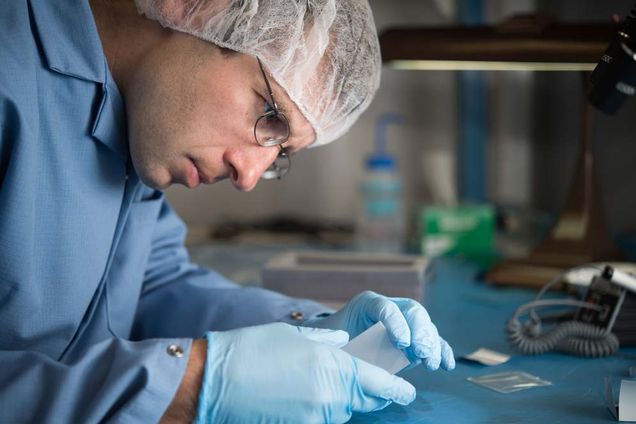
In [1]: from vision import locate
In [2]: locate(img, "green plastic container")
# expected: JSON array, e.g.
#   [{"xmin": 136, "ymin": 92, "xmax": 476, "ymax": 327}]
[{"xmin": 420, "ymin": 205, "xmax": 495, "ymax": 259}]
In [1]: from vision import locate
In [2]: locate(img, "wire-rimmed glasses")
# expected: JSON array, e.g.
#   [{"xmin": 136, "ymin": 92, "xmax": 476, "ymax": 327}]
[{"xmin": 255, "ymin": 57, "xmax": 291, "ymax": 180}]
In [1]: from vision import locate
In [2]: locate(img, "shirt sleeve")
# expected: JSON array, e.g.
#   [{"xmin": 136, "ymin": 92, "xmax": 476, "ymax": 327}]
[
  {"xmin": 0, "ymin": 337, "xmax": 191, "ymax": 423},
  {"xmin": 131, "ymin": 198, "xmax": 329, "ymax": 340}
]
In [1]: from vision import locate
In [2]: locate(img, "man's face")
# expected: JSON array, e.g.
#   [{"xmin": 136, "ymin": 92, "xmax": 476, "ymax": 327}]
[{"xmin": 124, "ymin": 33, "xmax": 316, "ymax": 191}]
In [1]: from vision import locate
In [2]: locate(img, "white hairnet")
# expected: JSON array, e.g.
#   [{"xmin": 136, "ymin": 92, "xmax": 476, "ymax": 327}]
[{"xmin": 133, "ymin": 0, "xmax": 382, "ymax": 147}]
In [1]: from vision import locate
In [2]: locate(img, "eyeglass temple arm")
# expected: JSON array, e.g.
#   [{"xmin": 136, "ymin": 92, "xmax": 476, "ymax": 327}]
[{"xmin": 256, "ymin": 57, "xmax": 279, "ymax": 111}]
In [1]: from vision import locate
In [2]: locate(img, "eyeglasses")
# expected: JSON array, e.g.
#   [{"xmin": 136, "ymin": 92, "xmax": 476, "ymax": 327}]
[{"xmin": 255, "ymin": 57, "xmax": 291, "ymax": 180}]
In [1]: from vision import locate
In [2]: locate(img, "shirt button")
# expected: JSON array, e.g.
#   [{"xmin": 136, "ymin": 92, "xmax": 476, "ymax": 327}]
[
  {"xmin": 167, "ymin": 344, "xmax": 184, "ymax": 358},
  {"xmin": 290, "ymin": 311, "xmax": 304, "ymax": 321},
  {"xmin": 125, "ymin": 174, "xmax": 129, "ymax": 181}
]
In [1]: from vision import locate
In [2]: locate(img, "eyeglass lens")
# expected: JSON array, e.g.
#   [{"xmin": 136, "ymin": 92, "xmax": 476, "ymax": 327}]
[{"xmin": 255, "ymin": 112, "xmax": 290, "ymax": 147}]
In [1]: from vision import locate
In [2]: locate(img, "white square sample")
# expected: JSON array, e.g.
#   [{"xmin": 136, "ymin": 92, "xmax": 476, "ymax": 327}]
[
  {"xmin": 464, "ymin": 348, "xmax": 510, "ymax": 366},
  {"xmin": 342, "ymin": 322, "xmax": 410, "ymax": 374}
]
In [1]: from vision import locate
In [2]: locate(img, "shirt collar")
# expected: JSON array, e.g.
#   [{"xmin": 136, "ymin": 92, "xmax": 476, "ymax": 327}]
[
  {"xmin": 29, "ymin": 0, "xmax": 129, "ymax": 159},
  {"xmin": 29, "ymin": 0, "xmax": 106, "ymax": 83}
]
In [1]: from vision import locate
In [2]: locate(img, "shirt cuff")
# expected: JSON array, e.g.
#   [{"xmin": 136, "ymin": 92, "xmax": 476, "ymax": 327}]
[{"xmin": 116, "ymin": 338, "xmax": 192, "ymax": 423}]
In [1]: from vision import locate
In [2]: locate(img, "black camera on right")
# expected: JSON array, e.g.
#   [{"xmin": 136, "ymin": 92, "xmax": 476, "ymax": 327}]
[{"xmin": 588, "ymin": 4, "xmax": 636, "ymax": 114}]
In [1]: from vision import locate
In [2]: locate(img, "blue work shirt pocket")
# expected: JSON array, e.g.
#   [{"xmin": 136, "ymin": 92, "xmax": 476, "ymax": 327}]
[{"xmin": 106, "ymin": 189, "xmax": 164, "ymax": 338}]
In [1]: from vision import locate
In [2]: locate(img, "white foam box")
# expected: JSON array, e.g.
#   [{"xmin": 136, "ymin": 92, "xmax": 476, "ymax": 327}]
[{"xmin": 261, "ymin": 251, "xmax": 429, "ymax": 301}]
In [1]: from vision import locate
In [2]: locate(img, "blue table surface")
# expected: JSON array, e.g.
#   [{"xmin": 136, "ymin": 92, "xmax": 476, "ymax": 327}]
[
  {"xmin": 349, "ymin": 259, "xmax": 636, "ymax": 424},
  {"xmin": 188, "ymin": 243, "xmax": 635, "ymax": 423}
]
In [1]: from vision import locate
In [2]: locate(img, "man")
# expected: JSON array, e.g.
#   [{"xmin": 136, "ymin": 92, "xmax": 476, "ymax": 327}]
[{"xmin": 0, "ymin": 0, "xmax": 455, "ymax": 422}]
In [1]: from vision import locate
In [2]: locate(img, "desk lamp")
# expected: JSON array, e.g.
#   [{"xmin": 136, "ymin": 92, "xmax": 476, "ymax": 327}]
[{"xmin": 380, "ymin": 14, "xmax": 621, "ymax": 287}]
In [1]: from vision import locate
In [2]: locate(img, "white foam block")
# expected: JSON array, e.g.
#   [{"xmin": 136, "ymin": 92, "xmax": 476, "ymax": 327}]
[
  {"xmin": 342, "ymin": 322, "xmax": 410, "ymax": 374},
  {"xmin": 605, "ymin": 378, "xmax": 636, "ymax": 421},
  {"xmin": 619, "ymin": 380, "xmax": 636, "ymax": 422}
]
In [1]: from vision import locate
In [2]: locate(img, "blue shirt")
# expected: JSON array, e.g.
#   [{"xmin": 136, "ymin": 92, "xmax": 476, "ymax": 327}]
[{"xmin": 0, "ymin": 1, "xmax": 325, "ymax": 422}]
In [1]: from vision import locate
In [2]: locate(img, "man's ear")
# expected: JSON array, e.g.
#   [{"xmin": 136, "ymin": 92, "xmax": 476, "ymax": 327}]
[
  {"xmin": 157, "ymin": 0, "xmax": 189, "ymax": 26},
  {"xmin": 153, "ymin": 0, "xmax": 231, "ymax": 31}
]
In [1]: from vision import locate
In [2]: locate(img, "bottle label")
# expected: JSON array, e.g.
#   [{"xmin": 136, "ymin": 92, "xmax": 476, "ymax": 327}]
[{"xmin": 365, "ymin": 200, "xmax": 399, "ymax": 217}]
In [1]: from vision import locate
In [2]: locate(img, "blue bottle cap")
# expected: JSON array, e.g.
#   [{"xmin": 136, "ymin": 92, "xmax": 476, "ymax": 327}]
[{"xmin": 366, "ymin": 153, "xmax": 396, "ymax": 170}]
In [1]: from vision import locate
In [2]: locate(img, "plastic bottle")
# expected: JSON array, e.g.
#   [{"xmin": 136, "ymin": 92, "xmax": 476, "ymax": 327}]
[{"xmin": 356, "ymin": 114, "xmax": 405, "ymax": 253}]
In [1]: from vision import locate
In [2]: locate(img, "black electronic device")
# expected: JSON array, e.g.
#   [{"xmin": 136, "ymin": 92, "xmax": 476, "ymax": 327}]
[
  {"xmin": 588, "ymin": 2, "xmax": 636, "ymax": 114},
  {"xmin": 613, "ymin": 292, "xmax": 636, "ymax": 345},
  {"xmin": 574, "ymin": 266, "xmax": 636, "ymax": 346},
  {"xmin": 575, "ymin": 273, "xmax": 626, "ymax": 331}
]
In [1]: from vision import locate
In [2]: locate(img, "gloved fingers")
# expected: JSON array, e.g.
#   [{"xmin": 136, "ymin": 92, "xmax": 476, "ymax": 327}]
[
  {"xmin": 351, "ymin": 356, "xmax": 416, "ymax": 412},
  {"xmin": 440, "ymin": 337, "xmax": 456, "ymax": 370},
  {"xmin": 402, "ymin": 338, "xmax": 454, "ymax": 371},
  {"xmin": 394, "ymin": 299, "xmax": 443, "ymax": 371},
  {"xmin": 353, "ymin": 397, "xmax": 391, "ymax": 414},
  {"xmin": 367, "ymin": 293, "xmax": 411, "ymax": 349},
  {"xmin": 295, "ymin": 326, "xmax": 350, "ymax": 348}
]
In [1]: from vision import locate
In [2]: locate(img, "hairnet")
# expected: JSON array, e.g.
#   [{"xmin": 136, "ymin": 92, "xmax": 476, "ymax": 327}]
[{"xmin": 133, "ymin": 0, "xmax": 382, "ymax": 147}]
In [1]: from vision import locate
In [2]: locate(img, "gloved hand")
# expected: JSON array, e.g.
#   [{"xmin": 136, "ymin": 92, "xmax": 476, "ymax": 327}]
[
  {"xmin": 303, "ymin": 291, "xmax": 455, "ymax": 371},
  {"xmin": 195, "ymin": 322, "xmax": 416, "ymax": 424}
]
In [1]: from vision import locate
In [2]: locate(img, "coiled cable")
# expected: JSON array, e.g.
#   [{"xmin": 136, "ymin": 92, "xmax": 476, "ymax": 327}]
[{"xmin": 506, "ymin": 265, "xmax": 621, "ymax": 358}]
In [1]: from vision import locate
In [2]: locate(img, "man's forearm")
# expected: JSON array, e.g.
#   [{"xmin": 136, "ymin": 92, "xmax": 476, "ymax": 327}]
[{"xmin": 160, "ymin": 339, "xmax": 207, "ymax": 423}]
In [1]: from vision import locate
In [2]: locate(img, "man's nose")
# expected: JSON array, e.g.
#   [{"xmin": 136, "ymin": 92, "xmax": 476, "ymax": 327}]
[{"xmin": 224, "ymin": 146, "xmax": 277, "ymax": 192}]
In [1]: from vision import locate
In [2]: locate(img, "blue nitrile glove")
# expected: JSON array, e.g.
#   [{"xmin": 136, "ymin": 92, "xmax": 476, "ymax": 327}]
[
  {"xmin": 303, "ymin": 291, "xmax": 456, "ymax": 371},
  {"xmin": 195, "ymin": 322, "xmax": 416, "ymax": 424}
]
